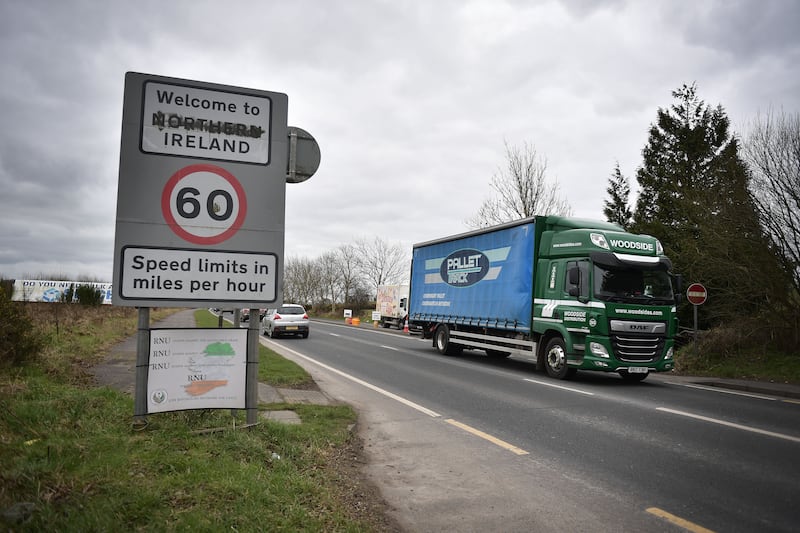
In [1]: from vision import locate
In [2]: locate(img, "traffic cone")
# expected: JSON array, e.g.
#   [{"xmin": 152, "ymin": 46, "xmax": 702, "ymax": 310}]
[{"xmin": 403, "ymin": 317, "xmax": 409, "ymax": 333}]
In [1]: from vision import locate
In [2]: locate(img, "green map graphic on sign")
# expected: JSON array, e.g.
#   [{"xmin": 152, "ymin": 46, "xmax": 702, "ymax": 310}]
[{"xmin": 203, "ymin": 342, "xmax": 236, "ymax": 356}]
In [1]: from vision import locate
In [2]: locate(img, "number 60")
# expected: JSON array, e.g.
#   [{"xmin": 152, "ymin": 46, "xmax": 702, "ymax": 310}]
[{"xmin": 176, "ymin": 187, "xmax": 233, "ymax": 221}]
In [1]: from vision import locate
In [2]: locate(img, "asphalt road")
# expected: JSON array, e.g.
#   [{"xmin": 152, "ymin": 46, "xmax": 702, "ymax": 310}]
[{"xmin": 263, "ymin": 319, "xmax": 800, "ymax": 533}]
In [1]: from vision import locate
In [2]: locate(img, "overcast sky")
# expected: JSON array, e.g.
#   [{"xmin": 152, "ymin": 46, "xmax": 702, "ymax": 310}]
[{"xmin": 1, "ymin": 0, "xmax": 798, "ymax": 282}]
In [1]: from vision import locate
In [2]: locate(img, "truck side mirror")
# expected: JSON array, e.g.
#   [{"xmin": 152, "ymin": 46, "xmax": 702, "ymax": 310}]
[
  {"xmin": 567, "ymin": 267, "xmax": 588, "ymax": 302},
  {"xmin": 672, "ymin": 274, "xmax": 684, "ymax": 303}
]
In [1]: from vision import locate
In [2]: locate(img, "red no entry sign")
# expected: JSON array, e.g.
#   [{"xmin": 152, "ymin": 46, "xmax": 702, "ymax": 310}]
[{"xmin": 686, "ymin": 283, "xmax": 707, "ymax": 305}]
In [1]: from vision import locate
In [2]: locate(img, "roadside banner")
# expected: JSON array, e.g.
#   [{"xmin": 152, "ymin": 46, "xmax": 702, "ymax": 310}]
[{"xmin": 11, "ymin": 280, "xmax": 113, "ymax": 304}]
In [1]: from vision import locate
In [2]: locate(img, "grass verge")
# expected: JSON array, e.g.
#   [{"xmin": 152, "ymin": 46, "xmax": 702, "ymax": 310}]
[
  {"xmin": 674, "ymin": 347, "xmax": 800, "ymax": 383},
  {"xmin": 0, "ymin": 305, "xmax": 393, "ymax": 531}
]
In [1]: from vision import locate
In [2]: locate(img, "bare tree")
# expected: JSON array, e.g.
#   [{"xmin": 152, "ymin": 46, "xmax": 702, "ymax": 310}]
[
  {"xmin": 743, "ymin": 109, "xmax": 800, "ymax": 297},
  {"xmin": 283, "ymin": 256, "xmax": 320, "ymax": 306},
  {"xmin": 335, "ymin": 243, "xmax": 361, "ymax": 305},
  {"xmin": 316, "ymin": 251, "xmax": 342, "ymax": 312},
  {"xmin": 354, "ymin": 236, "xmax": 408, "ymax": 294},
  {"xmin": 466, "ymin": 140, "xmax": 572, "ymax": 229}
]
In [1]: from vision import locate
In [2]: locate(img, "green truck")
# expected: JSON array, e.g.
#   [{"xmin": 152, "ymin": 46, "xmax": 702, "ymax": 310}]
[{"xmin": 407, "ymin": 216, "xmax": 682, "ymax": 381}]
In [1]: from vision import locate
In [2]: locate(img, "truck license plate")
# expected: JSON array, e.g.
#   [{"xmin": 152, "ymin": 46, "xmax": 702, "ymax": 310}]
[{"xmin": 628, "ymin": 367, "xmax": 648, "ymax": 374}]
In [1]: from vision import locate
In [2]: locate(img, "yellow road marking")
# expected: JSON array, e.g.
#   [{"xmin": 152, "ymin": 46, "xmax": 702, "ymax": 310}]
[
  {"xmin": 646, "ymin": 507, "xmax": 716, "ymax": 533},
  {"xmin": 445, "ymin": 419, "xmax": 529, "ymax": 455},
  {"xmin": 783, "ymin": 398, "xmax": 800, "ymax": 405}
]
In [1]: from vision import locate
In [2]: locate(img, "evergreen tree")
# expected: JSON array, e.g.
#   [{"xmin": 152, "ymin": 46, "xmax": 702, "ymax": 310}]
[
  {"xmin": 632, "ymin": 83, "xmax": 785, "ymax": 330},
  {"xmin": 603, "ymin": 162, "xmax": 632, "ymax": 229}
]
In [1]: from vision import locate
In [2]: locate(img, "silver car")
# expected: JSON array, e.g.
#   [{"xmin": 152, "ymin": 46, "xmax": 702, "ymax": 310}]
[{"xmin": 261, "ymin": 304, "xmax": 309, "ymax": 338}]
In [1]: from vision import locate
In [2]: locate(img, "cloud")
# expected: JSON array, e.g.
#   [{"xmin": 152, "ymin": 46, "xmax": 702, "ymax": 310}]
[{"xmin": 0, "ymin": 0, "xmax": 798, "ymax": 282}]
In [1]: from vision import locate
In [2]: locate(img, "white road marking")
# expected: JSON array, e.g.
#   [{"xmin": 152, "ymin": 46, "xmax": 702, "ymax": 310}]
[
  {"xmin": 261, "ymin": 338, "xmax": 441, "ymax": 418},
  {"xmin": 523, "ymin": 378, "xmax": 595, "ymax": 396},
  {"xmin": 264, "ymin": 337, "xmax": 535, "ymax": 455},
  {"xmin": 314, "ymin": 320, "xmax": 413, "ymax": 339},
  {"xmin": 381, "ymin": 345, "xmax": 399, "ymax": 351},
  {"xmin": 676, "ymin": 382, "xmax": 778, "ymax": 401},
  {"xmin": 656, "ymin": 407, "xmax": 800, "ymax": 443}
]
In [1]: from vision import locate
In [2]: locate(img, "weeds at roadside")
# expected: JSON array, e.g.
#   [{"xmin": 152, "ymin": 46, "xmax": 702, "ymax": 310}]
[
  {"xmin": 0, "ymin": 305, "xmax": 393, "ymax": 532},
  {"xmin": 675, "ymin": 347, "xmax": 800, "ymax": 383}
]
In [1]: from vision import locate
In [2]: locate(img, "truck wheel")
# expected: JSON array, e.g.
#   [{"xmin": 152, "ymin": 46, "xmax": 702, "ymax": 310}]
[
  {"xmin": 544, "ymin": 337, "xmax": 570, "ymax": 379},
  {"xmin": 434, "ymin": 325, "xmax": 461, "ymax": 356}
]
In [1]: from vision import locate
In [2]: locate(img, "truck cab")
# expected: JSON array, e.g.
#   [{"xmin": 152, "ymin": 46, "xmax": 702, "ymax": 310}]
[
  {"xmin": 533, "ymin": 218, "xmax": 680, "ymax": 380},
  {"xmin": 376, "ymin": 284, "xmax": 410, "ymax": 329}
]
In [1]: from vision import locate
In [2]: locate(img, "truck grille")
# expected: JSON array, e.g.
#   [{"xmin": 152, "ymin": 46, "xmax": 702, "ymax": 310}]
[{"xmin": 610, "ymin": 333, "xmax": 665, "ymax": 362}]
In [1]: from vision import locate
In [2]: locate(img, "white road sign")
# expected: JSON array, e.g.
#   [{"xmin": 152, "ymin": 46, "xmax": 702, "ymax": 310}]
[
  {"xmin": 147, "ymin": 328, "xmax": 248, "ymax": 413},
  {"xmin": 113, "ymin": 73, "xmax": 289, "ymax": 308},
  {"xmin": 161, "ymin": 164, "xmax": 246, "ymax": 245},
  {"xmin": 120, "ymin": 247, "xmax": 277, "ymax": 302},
  {"xmin": 142, "ymin": 81, "xmax": 272, "ymax": 164}
]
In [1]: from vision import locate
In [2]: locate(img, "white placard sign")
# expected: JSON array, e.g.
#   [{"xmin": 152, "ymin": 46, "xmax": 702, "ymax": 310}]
[
  {"xmin": 147, "ymin": 328, "xmax": 248, "ymax": 413},
  {"xmin": 120, "ymin": 247, "xmax": 277, "ymax": 303},
  {"xmin": 142, "ymin": 81, "xmax": 272, "ymax": 164}
]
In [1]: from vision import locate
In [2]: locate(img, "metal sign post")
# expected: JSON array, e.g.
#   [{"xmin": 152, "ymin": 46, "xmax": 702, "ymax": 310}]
[
  {"xmin": 134, "ymin": 307, "xmax": 150, "ymax": 424},
  {"xmin": 247, "ymin": 308, "xmax": 259, "ymax": 424}
]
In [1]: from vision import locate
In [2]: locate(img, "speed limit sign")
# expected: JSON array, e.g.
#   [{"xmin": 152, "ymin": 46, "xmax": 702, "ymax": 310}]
[
  {"xmin": 114, "ymin": 72, "xmax": 291, "ymax": 308},
  {"xmin": 161, "ymin": 164, "xmax": 246, "ymax": 245}
]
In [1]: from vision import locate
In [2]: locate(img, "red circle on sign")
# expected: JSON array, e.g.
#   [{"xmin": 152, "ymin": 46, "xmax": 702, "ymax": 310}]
[
  {"xmin": 686, "ymin": 283, "xmax": 707, "ymax": 305},
  {"xmin": 161, "ymin": 164, "xmax": 247, "ymax": 245}
]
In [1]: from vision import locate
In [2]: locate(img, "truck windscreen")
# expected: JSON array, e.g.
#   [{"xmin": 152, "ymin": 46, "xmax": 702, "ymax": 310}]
[{"xmin": 593, "ymin": 264, "xmax": 674, "ymax": 304}]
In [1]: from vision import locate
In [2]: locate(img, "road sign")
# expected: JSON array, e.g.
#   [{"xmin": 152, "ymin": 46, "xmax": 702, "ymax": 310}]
[
  {"xmin": 147, "ymin": 328, "xmax": 248, "ymax": 413},
  {"xmin": 686, "ymin": 283, "xmax": 707, "ymax": 305},
  {"xmin": 141, "ymin": 80, "xmax": 273, "ymax": 165},
  {"xmin": 113, "ymin": 72, "xmax": 289, "ymax": 308},
  {"xmin": 161, "ymin": 164, "xmax": 247, "ymax": 245},
  {"xmin": 286, "ymin": 126, "xmax": 321, "ymax": 183}
]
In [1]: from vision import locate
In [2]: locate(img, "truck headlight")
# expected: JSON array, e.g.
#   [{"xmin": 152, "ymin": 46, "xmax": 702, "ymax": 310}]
[
  {"xmin": 665, "ymin": 346, "xmax": 674, "ymax": 360},
  {"xmin": 590, "ymin": 233, "xmax": 610, "ymax": 250},
  {"xmin": 590, "ymin": 342, "xmax": 609, "ymax": 358}
]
